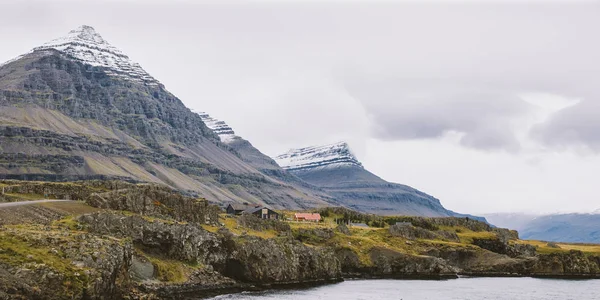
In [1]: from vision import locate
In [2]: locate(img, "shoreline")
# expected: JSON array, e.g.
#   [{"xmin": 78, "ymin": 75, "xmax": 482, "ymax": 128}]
[{"xmin": 183, "ymin": 273, "xmax": 600, "ymax": 299}]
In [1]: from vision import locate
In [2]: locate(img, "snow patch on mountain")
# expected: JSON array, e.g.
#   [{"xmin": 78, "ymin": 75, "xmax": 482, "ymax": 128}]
[
  {"xmin": 275, "ymin": 142, "xmax": 363, "ymax": 171},
  {"xmin": 195, "ymin": 111, "xmax": 239, "ymax": 143},
  {"xmin": 29, "ymin": 25, "xmax": 158, "ymax": 85}
]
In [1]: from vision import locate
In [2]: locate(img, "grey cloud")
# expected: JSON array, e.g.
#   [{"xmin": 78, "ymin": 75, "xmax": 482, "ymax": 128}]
[
  {"xmin": 0, "ymin": 0, "xmax": 599, "ymax": 155},
  {"xmin": 532, "ymin": 99, "xmax": 600, "ymax": 151},
  {"xmin": 344, "ymin": 78, "xmax": 531, "ymax": 151}
]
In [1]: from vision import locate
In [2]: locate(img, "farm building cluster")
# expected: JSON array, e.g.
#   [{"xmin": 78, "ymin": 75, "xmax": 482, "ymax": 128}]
[
  {"xmin": 225, "ymin": 203, "xmax": 324, "ymax": 223},
  {"xmin": 226, "ymin": 203, "xmax": 280, "ymax": 220}
]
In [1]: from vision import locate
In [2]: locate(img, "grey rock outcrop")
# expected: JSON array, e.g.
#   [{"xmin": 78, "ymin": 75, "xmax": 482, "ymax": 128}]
[{"xmin": 78, "ymin": 212, "xmax": 343, "ymax": 286}]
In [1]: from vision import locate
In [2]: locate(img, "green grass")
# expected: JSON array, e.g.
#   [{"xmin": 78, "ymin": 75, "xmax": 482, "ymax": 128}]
[
  {"xmin": 0, "ymin": 230, "xmax": 89, "ymax": 297},
  {"xmin": 515, "ymin": 240, "xmax": 600, "ymax": 255},
  {"xmin": 201, "ymin": 214, "xmax": 278, "ymax": 239},
  {"xmin": 439, "ymin": 226, "xmax": 497, "ymax": 243},
  {"xmin": 134, "ymin": 248, "xmax": 204, "ymax": 283},
  {"xmin": 3, "ymin": 193, "xmax": 46, "ymax": 201}
]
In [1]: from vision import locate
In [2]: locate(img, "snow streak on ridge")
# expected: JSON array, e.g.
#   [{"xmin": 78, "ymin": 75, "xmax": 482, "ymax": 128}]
[
  {"xmin": 30, "ymin": 25, "xmax": 158, "ymax": 85},
  {"xmin": 274, "ymin": 142, "xmax": 363, "ymax": 171}
]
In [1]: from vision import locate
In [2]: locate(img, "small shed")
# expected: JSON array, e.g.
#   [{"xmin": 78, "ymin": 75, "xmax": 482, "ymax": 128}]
[
  {"xmin": 294, "ymin": 213, "xmax": 321, "ymax": 222},
  {"xmin": 243, "ymin": 206, "xmax": 279, "ymax": 220}
]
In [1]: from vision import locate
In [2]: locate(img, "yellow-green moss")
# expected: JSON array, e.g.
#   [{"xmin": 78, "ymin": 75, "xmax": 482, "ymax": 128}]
[{"xmin": 0, "ymin": 231, "xmax": 89, "ymax": 297}]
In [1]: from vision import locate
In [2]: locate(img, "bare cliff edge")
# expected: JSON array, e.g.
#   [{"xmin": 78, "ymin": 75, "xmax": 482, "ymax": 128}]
[
  {"xmin": 0, "ymin": 181, "xmax": 599, "ymax": 299},
  {"xmin": 0, "ymin": 25, "xmax": 332, "ymax": 209}
]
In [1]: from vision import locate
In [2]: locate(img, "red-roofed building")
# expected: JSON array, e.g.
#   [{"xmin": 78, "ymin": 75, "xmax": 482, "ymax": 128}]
[{"xmin": 294, "ymin": 213, "xmax": 321, "ymax": 222}]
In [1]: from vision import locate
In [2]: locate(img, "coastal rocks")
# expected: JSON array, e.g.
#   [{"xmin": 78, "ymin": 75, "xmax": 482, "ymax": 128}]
[
  {"xmin": 336, "ymin": 246, "xmax": 458, "ymax": 279},
  {"xmin": 368, "ymin": 248, "xmax": 458, "ymax": 278},
  {"xmin": 334, "ymin": 248, "xmax": 362, "ymax": 274},
  {"xmin": 472, "ymin": 238, "xmax": 536, "ymax": 258},
  {"xmin": 79, "ymin": 212, "xmax": 343, "ymax": 286},
  {"xmin": 334, "ymin": 246, "xmax": 458, "ymax": 279},
  {"xmin": 136, "ymin": 269, "xmax": 239, "ymax": 299},
  {"xmin": 86, "ymin": 185, "xmax": 221, "ymax": 225},
  {"xmin": 532, "ymin": 251, "xmax": 600, "ymax": 275},
  {"xmin": 223, "ymin": 236, "xmax": 341, "ymax": 284},
  {"xmin": 78, "ymin": 212, "xmax": 225, "ymax": 265},
  {"xmin": 0, "ymin": 224, "xmax": 133, "ymax": 299}
]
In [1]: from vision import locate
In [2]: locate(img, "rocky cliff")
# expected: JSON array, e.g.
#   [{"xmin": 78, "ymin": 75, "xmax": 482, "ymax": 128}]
[
  {"xmin": 1, "ymin": 192, "xmax": 599, "ymax": 299},
  {"xmin": 0, "ymin": 25, "xmax": 332, "ymax": 210}
]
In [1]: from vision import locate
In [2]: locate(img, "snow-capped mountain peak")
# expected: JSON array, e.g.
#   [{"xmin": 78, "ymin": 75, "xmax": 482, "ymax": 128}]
[
  {"xmin": 30, "ymin": 25, "xmax": 158, "ymax": 85},
  {"xmin": 195, "ymin": 111, "xmax": 239, "ymax": 143},
  {"xmin": 274, "ymin": 142, "xmax": 363, "ymax": 171}
]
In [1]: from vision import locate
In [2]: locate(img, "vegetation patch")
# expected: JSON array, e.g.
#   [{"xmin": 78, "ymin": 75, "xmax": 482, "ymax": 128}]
[
  {"xmin": 516, "ymin": 240, "xmax": 600, "ymax": 255},
  {"xmin": 0, "ymin": 228, "xmax": 89, "ymax": 297},
  {"xmin": 134, "ymin": 247, "xmax": 203, "ymax": 283}
]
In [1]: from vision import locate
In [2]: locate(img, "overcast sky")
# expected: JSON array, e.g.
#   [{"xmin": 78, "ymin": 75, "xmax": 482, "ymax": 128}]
[{"xmin": 2, "ymin": 0, "xmax": 599, "ymax": 215}]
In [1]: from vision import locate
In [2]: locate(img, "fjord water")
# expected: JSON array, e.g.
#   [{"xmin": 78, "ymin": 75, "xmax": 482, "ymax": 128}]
[{"xmin": 208, "ymin": 278, "xmax": 600, "ymax": 300}]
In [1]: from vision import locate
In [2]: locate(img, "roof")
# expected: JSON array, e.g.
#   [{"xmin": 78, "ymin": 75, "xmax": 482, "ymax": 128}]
[
  {"xmin": 242, "ymin": 206, "xmax": 278, "ymax": 214},
  {"xmin": 294, "ymin": 213, "xmax": 321, "ymax": 221},
  {"xmin": 350, "ymin": 223, "xmax": 369, "ymax": 228},
  {"xmin": 228, "ymin": 203, "xmax": 259, "ymax": 211}
]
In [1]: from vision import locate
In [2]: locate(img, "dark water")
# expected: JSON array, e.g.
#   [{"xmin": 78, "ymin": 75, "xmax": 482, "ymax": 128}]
[{"xmin": 208, "ymin": 278, "xmax": 600, "ymax": 300}]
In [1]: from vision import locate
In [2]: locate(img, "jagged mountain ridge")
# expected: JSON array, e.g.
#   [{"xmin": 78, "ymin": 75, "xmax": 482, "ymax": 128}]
[
  {"xmin": 275, "ymin": 142, "xmax": 363, "ymax": 171},
  {"xmin": 0, "ymin": 25, "xmax": 332, "ymax": 209},
  {"xmin": 274, "ymin": 142, "xmax": 457, "ymax": 217}
]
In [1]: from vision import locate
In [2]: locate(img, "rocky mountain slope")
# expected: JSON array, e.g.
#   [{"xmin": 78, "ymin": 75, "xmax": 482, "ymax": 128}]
[
  {"xmin": 275, "ymin": 142, "xmax": 456, "ymax": 217},
  {"xmin": 485, "ymin": 212, "xmax": 600, "ymax": 243},
  {"xmin": 0, "ymin": 25, "xmax": 332, "ymax": 209}
]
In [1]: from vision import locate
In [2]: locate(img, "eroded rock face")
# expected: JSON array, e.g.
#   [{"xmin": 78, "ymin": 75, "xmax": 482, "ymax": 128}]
[
  {"xmin": 532, "ymin": 251, "xmax": 600, "ymax": 275},
  {"xmin": 369, "ymin": 248, "xmax": 459, "ymax": 277},
  {"xmin": 79, "ymin": 213, "xmax": 225, "ymax": 265},
  {"xmin": 87, "ymin": 185, "xmax": 221, "ymax": 225},
  {"xmin": 388, "ymin": 223, "xmax": 459, "ymax": 242},
  {"xmin": 0, "ymin": 225, "xmax": 133, "ymax": 299},
  {"xmin": 334, "ymin": 246, "xmax": 458, "ymax": 279},
  {"xmin": 224, "ymin": 235, "xmax": 341, "ymax": 284},
  {"xmin": 472, "ymin": 238, "xmax": 536, "ymax": 258},
  {"xmin": 78, "ymin": 212, "xmax": 343, "ymax": 286}
]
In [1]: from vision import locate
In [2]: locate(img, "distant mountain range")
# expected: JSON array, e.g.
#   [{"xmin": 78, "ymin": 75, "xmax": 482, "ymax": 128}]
[
  {"xmin": 0, "ymin": 25, "xmax": 481, "ymax": 218},
  {"xmin": 484, "ymin": 212, "xmax": 600, "ymax": 243}
]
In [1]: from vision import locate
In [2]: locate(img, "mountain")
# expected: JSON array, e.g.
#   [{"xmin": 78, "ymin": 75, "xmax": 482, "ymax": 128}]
[
  {"xmin": 196, "ymin": 111, "xmax": 334, "ymax": 198},
  {"xmin": 0, "ymin": 25, "xmax": 332, "ymax": 209},
  {"xmin": 484, "ymin": 212, "xmax": 600, "ymax": 243},
  {"xmin": 274, "ymin": 142, "xmax": 457, "ymax": 217}
]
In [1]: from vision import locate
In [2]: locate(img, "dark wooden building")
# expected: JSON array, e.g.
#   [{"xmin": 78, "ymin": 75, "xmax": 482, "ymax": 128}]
[
  {"xmin": 226, "ymin": 203, "xmax": 259, "ymax": 215},
  {"xmin": 226, "ymin": 203, "xmax": 279, "ymax": 220},
  {"xmin": 243, "ymin": 206, "xmax": 279, "ymax": 220}
]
